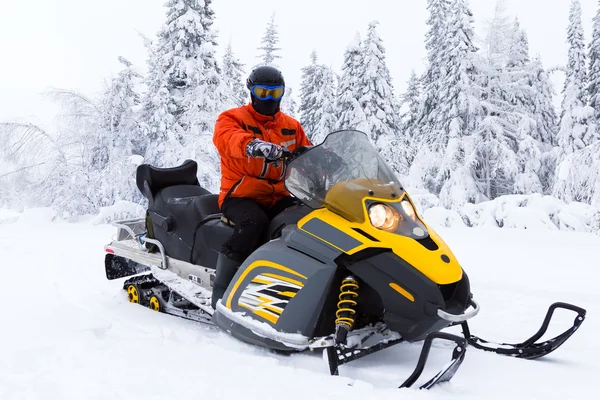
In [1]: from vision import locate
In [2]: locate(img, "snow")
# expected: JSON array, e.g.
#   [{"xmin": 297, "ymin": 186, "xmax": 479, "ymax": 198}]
[
  {"xmin": 1, "ymin": 214, "xmax": 597, "ymax": 399},
  {"xmin": 422, "ymin": 193, "xmax": 599, "ymax": 233}
]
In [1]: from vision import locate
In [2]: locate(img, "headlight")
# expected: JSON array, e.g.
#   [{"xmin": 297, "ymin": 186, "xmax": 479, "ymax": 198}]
[
  {"xmin": 368, "ymin": 203, "xmax": 400, "ymax": 232},
  {"xmin": 401, "ymin": 199, "xmax": 417, "ymax": 222}
]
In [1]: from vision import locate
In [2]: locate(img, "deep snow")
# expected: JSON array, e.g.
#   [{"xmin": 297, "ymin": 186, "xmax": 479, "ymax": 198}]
[{"xmin": 0, "ymin": 212, "xmax": 597, "ymax": 400}]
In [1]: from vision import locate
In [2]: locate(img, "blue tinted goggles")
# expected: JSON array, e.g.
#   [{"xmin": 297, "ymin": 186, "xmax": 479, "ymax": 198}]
[{"xmin": 251, "ymin": 84, "xmax": 285, "ymax": 100}]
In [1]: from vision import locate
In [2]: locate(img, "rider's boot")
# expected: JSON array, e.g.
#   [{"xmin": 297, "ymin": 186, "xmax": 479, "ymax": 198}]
[{"xmin": 211, "ymin": 252, "xmax": 240, "ymax": 309}]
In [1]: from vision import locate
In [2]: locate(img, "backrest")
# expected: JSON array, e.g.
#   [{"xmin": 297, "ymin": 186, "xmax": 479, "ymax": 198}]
[{"xmin": 136, "ymin": 160, "xmax": 200, "ymax": 206}]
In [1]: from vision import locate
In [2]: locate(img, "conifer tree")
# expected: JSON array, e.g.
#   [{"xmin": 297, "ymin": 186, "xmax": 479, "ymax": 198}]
[
  {"xmin": 557, "ymin": 0, "xmax": 594, "ymax": 158},
  {"xmin": 435, "ymin": 0, "xmax": 484, "ymax": 202},
  {"xmin": 400, "ymin": 70, "xmax": 422, "ymax": 145},
  {"xmin": 299, "ymin": 51, "xmax": 322, "ymax": 138},
  {"xmin": 357, "ymin": 21, "xmax": 400, "ymax": 143},
  {"xmin": 418, "ymin": 0, "xmax": 451, "ymax": 141},
  {"xmin": 222, "ymin": 42, "xmax": 247, "ymax": 108},
  {"xmin": 589, "ymin": 0, "xmax": 600, "ymax": 126},
  {"xmin": 336, "ymin": 33, "xmax": 368, "ymax": 132},
  {"xmin": 258, "ymin": 14, "xmax": 281, "ymax": 65},
  {"xmin": 299, "ymin": 51, "xmax": 337, "ymax": 143}
]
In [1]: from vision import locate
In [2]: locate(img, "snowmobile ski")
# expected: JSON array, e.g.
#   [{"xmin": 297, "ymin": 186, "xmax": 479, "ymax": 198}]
[
  {"xmin": 459, "ymin": 302, "xmax": 586, "ymax": 359},
  {"xmin": 323, "ymin": 330, "xmax": 466, "ymax": 390}
]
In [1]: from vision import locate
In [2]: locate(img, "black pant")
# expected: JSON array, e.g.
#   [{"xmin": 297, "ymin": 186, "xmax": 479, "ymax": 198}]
[{"xmin": 220, "ymin": 196, "xmax": 297, "ymax": 262}]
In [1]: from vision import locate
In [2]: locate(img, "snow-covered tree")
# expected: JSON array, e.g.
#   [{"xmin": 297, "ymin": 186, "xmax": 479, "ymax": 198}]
[
  {"xmin": 557, "ymin": 0, "xmax": 594, "ymax": 158},
  {"xmin": 312, "ymin": 65, "xmax": 338, "ymax": 144},
  {"xmin": 434, "ymin": 0, "xmax": 484, "ymax": 200},
  {"xmin": 358, "ymin": 21, "xmax": 400, "ymax": 143},
  {"xmin": 257, "ymin": 13, "xmax": 281, "ymax": 65},
  {"xmin": 222, "ymin": 41, "xmax": 247, "ymax": 108},
  {"xmin": 280, "ymin": 86, "xmax": 298, "ymax": 117},
  {"xmin": 400, "ymin": 70, "xmax": 422, "ymax": 162},
  {"xmin": 299, "ymin": 51, "xmax": 321, "ymax": 136},
  {"xmin": 589, "ymin": 0, "xmax": 600, "ymax": 126},
  {"xmin": 140, "ymin": 0, "xmax": 224, "ymax": 195},
  {"xmin": 299, "ymin": 51, "xmax": 336, "ymax": 142},
  {"xmin": 507, "ymin": 19, "xmax": 530, "ymax": 69},
  {"xmin": 336, "ymin": 33, "xmax": 368, "ymax": 132},
  {"xmin": 422, "ymin": 0, "xmax": 451, "ymax": 89},
  {"xmin": 553, "ymin": 142, "xmax": 600, "ymax": 205},
  {"xmin": 417, "ymin": 0, "xmax": 451, "ymax": 146},
  {"xmin": 101, "ymin": 57, "xmax": 142, "ymax": 155}
]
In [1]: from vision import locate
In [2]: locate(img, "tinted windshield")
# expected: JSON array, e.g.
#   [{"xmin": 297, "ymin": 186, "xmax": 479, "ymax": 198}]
[{"xmin": 285, "ymin": 130, "xmax": 404, "ymax": 222}]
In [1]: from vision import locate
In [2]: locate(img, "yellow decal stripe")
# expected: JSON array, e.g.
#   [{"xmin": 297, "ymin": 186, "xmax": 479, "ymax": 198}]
[
  {"xmin": 251, "ymin": 277, "xmax": 271, "ymax": 285},
  {"xmin": 278, "ymin": 291, "xmax": 297, "ymax": 298},
  {"xmin": 226, "ymin": 260, "xmax": 307, "ymax": 310},
  {"xmin": 389, "ymin": 283, "xmax": 415, "ymax": 302},
  {"xmin": 239, "ymin": 303, "xmax": 279, "ymax": 324},
  {"xmin": 257, "ymin": 296, "xmax": 284, "ymax": 315},
  {"xmin": 261, "ymin": 273, "xmax": 304, "ymax": 288}
]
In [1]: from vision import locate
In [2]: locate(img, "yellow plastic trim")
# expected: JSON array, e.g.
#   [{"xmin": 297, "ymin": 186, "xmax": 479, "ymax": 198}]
[
  {"xmin": 261, "ymin": 273, "xmax": 304, "ymax": 287},
  {"xmin": 389, "ymin": 283, "xmax": 415, "ymax": 302},
  {"xmin": 226, "ymin": 260, "xmax": 307, "ymax": 310},
  {"xmin": 297, "ymin": 194, "xmax": 463, "ymax": 285}
]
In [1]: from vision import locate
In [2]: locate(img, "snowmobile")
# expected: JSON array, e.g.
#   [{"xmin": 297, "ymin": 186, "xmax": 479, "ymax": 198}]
[{"xmin": 104, "ymin": 129, "xmax": 586, "ymax": 390}]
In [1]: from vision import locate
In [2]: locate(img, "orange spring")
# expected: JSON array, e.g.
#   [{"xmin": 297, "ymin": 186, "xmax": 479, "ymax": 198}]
[{"xmin": 335, "ymin": 278, "xmax": 359, "ymax": 328}]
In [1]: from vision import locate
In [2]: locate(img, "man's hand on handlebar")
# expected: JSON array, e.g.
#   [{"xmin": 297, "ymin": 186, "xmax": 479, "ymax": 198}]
[{"xmin": 246, "ymin": 139, "xmax": 285, "ymax": 161}]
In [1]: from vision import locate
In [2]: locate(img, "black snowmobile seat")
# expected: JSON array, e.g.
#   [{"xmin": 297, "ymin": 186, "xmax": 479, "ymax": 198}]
[
  {"xmin": 194, "ymin": 193, "xmax": 221, "ymax": 221},
  {"xmin": 137, "ymin": 159, "xmax": 207, "ymax": 206}
]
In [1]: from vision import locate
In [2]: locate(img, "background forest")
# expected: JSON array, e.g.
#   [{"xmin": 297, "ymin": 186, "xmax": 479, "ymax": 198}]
[{"xmin": 1, "ymin": 0, "xmax": 598, "ymax": 233}]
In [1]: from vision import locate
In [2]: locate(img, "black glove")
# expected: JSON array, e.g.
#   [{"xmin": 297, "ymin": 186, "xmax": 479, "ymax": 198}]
[{"xmin": 246, "ymin": 139, "xmax": 284, "ymax": 161}]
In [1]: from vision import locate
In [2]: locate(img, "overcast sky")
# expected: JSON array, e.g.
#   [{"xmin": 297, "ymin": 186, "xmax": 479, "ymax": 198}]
[{"xmin": 0, "ymin": 0, "xmax": 598, "ymax": 130}]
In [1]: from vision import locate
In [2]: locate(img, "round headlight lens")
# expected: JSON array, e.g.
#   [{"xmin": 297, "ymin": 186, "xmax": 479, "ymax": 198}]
[
  {"xmin": 368, "ymin": 204, "xmax": 400, "ymax": 232},
  {"xmin": 401, "ymin": 199, "xmax": 417, "ymax": 222}
]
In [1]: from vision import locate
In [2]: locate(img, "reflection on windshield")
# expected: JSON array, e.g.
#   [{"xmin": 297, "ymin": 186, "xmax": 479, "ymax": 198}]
[{"xmin": 284, "ymin": 130, "xmax": 404, "ymax": 220}]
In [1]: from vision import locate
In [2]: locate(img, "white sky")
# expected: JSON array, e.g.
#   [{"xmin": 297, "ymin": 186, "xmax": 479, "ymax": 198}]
[{"xmin": 0, "ymin": 0, "xmax": 597, "ymax": 130}]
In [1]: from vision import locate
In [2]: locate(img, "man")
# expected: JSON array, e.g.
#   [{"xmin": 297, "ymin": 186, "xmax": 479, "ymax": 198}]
[{"xmin": 211, "ymin": 65, "xmax": 312, "ymax": 309}]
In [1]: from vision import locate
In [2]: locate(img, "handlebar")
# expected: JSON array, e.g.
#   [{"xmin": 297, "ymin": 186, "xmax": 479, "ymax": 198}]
[{"xmin": 266, "ymin": 146, "xmax": 307, "ymax": 165}]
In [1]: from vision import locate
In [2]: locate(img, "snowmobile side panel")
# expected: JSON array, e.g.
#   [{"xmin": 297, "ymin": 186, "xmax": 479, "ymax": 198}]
[
  {"xmin": 344, "ymin": 251, "xmax": 470, "ymax": 341},
  {"xmin": 219, "ymin": 236, "xmax": 338, "ymax": 337}
]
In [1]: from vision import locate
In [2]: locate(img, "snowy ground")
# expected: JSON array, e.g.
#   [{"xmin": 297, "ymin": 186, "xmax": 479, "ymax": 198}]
[{"xmin": 1, "ymin": 212, "xmax": 597, "ymax": 400}]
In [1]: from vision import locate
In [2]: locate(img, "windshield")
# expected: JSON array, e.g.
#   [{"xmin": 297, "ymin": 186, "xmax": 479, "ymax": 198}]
[{"xmin": 285, "ymin": 130, "xmax": 405, "ymax": 223}]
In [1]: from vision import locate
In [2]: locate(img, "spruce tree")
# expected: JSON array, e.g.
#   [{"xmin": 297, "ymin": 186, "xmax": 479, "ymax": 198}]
[
  {"xmin": 101, "ymin": 57, "xmax": 142, "ymax": 156},
  {"xmin": 312, "ymin": 65, "xmax": 338, "ymax": 144},
  {"xmin": 222, "ymin": 42, "xmax": 247, "ymax": 108},
  {"xmin": 400, "ymin": 70, "xmax": 422, "ymax": 156},
  {"xmin": 418, "ymin": 0, "xmax": 451, "ymax": 143},
  {"xmin": 258, "ymin": 14, "xmax": 281, "ymax": 65},
  {"xmin": 299, "ymin": 51, "xmax": 321, "ymax": 139},
  {"xmin": 435, "ymin": 0, "xmax": 484, "ymax": 203},
  {"xmin": 280, "ymin": 87, "xmax": 298, "ymax": 117},
  {"xmin": 557, "ymin": 0, "xmax": 594, "ymax": 158},
  {"xmin": 357, "ymin": 21, "xmax": 400, "ymax": 143},
  {"xmin": 589, "ymin": 0, "xmax": 600, "ymax": 126},
  {"xmin": 299, "ymin": 51, "xmax": 337, "ymax": 143},
  {"xmin": 336, "ymin": 33, "xmax": 368, "ymax": 132},
  {"xmin": 141, "ymin": 0, "xmax": 224, "ymax": 194}
]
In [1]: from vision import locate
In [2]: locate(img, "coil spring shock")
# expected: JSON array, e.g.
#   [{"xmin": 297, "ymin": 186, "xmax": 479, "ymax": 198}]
[{"xmin": 335, "ymin": 276, "xmax": 359, "ymax": 344}]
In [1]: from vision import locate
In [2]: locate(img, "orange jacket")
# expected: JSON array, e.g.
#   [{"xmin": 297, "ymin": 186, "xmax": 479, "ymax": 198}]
[{"xmin": 213, "ymin": 104, "xmax": 312, "ymax": 208}]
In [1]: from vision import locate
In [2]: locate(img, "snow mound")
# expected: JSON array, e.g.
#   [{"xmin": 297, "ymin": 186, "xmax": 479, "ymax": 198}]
[
  {"xmin": 90, "ymin": 200, "xmax": 146, "ymax": 225},
  {"xmin": 0, "ymin": 207, "xmax": 58, "ymax": 225},
  {"xmin": 423, "ymin": 193, "xmax": 599, "ymax": 233},
  {"xmin": 0, "ymin": 207, "xmax": 21, "ymax": 224}
]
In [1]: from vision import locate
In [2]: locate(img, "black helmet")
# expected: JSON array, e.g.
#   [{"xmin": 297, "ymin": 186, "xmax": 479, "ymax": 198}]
[{"xmin": 246, "ymin": 65, "xmax": 285, "ymax": 90}]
